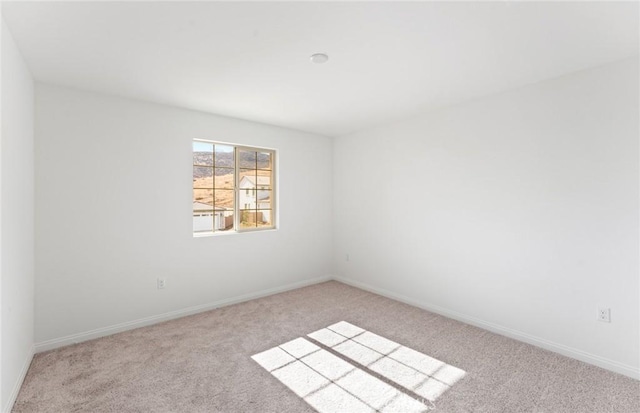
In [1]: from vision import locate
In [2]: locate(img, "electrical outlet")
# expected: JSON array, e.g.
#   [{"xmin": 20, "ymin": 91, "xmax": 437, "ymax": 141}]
[
  {"xmin": 345, "ymin": 253, "xmax": 350, "ymax": 262},
  {"xmin": 597, "ymin": 307, "xmax": 610, "ymax": 323},
  {"xmin": 157, "ymin": 278, "xmax": 167, "ymax": 290}
]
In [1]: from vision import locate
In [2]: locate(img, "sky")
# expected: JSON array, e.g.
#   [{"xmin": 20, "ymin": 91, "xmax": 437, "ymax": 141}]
[{"xmin": 193, "ymin": 141, "xmax": 233, "ymax": 153}]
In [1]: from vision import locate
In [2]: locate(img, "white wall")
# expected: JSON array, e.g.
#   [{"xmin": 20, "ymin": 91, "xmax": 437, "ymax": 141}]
[
  {"xmin": 1, "ymin": 18, "xmax": 35, "ymax": 412},
  {"xmin": 333, "ymin": 58, "xmax": 639, "ymax": 378},
  {"xmin": 35, "ymin": 84, "xmax": 333, "ymax": 345}
]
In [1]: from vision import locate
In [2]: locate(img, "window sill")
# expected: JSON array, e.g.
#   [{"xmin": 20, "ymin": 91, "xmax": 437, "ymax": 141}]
[{"xmin": 193, "ymin": 228, "xmax": 278, "ymax": 238}]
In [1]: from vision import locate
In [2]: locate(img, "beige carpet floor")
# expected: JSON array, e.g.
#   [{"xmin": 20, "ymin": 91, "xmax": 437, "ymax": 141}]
[{"xmin": 13, "ymin": 281, "xmax": 640, "ymax": 412}]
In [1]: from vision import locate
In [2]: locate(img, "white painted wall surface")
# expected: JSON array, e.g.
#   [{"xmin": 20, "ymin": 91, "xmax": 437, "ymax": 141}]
[
  {"xmin": 333, "ymin": 58, "xmax": 639, "ymax": 377},
  {"xmin": 35, "ymin": 84, "xmax": 333, "ymax": 344},
  {"xmin": 1, "ymin": 18, "xmax": 35, "ymax": 412}
]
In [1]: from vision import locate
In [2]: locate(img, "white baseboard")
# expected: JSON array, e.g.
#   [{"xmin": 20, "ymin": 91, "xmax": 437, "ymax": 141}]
[
  {"xmin": 32, "ymin": 274, "xmax": 639, "ymax": 380},
  {"xmin": 333, "ymin": 275, "xmax": 640, "ymax": 380},
  {"xmin": 3, "ymin": 345, "xmax": 35, "ymax": 413},
  {"xmin": 34, "ymin": 275, "xmax": 332, "ymax": 353}
]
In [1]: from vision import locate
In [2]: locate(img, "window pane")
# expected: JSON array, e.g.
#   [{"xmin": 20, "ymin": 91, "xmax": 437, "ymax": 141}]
[
  {"xmin": 214, "ymin": 168, "xmax": 234, "ymax": 189},
  {"xmin": 255, "ymin": 172, "xmax": 271, "ymax": 189},
  {"xmin": 239, "ymin": 170, "xmax": 258, "ymax": 194},
  {"xmin": 238, "ymin": 150, "xmax": 257, "ymax": 169},
  {"xmin": 215, "ymin": 210, "xmax": 234, "ymax": 231},
  {"xmin": 193, "ymin": 187, "xmax": 214, "ymax": 233},
  {"xmin": 257, "ymin": 190, "xmax": 271, "ymax": 209},
  {"xmin": 214, "ymin": 189, "xmax": 234, "ymax": 210},
  {"xmin": 239, "ymin": 169, "xmax": 271, "ymax": 189},
  {"xmin": 239, "ymin": 168, "xmax": 256, "ymax": 181},
  {"xmin": 193, "ymin": 142, "xmax": 213, "ymax": 166},
  {"xmin": 193, "ymin": 211, "xmax": 214, "ymax": 233},
  {"xmin": 240, "ymin": 209, "xmax": 258, "ymax": 228},
  {"xmin": 239, "ymin": 209, "xmax": 272, "ymax": 228},
  {"xmin": 193, "ymin": 188, "xmax": 213, "ymax": 205},
  {"xmin": 239, "ymin": 189, "xmax": 255, "ymax": 210},
  {"xmin": 193, "ymin": 166, "xmax": 214, "ymax": 188},
  {"xmin": 215, "ymin": 145, "xmax": 234, "ymax": 168},
  {"xmin": 257, "ymin": 210, "xmax": 273, "ymax": 227},
  {"xmin": 194, "ymin": 166, "xmax": 213, "ymax": 179},
  {"xmin": 214, "ymin": 189, "xmax": 234, "ymax": 231},
  {"xmin": 257, "ymin": 152, "xmax": 272, "ymax": 170},
  {"xmin": 238, "ymin": 170, "xmax": 255, "ymax": 210}
]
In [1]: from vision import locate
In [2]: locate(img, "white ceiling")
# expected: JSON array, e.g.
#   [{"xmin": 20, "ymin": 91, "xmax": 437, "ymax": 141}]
[{"xmin": 3, "ymin": 1, "xmax": 638, "ymax": 137}]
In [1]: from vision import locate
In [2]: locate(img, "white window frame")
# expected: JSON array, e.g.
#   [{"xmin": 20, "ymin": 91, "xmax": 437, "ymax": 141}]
[{"xmin": 193, "ymin": 139, "xmax": 277, "ymax": 236}]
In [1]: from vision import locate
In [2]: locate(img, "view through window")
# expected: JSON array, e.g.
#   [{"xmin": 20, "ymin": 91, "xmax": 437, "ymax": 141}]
[{"xmin": 193, "ymin": 140, "xmax": 275, "ymax": 234}]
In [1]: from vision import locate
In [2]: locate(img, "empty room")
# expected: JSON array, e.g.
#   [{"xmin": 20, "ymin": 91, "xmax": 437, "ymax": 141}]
[{"xmin": 1, "ymin": 1, "xmax": 638, "ymax": 412}]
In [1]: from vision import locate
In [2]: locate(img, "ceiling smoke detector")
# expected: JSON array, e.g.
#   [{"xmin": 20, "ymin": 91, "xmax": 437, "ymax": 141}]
[{"xmin": 310, "ymin": 53, "xmax": 329, "ymax": 64}]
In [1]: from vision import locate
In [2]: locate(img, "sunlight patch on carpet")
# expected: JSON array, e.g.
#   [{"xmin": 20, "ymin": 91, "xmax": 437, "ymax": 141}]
[{"xmin": 252, "ymin": 322, "xmax": 466, "ymax": 413}]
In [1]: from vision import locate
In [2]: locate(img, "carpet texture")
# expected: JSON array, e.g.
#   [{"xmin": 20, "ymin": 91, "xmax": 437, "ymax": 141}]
[{"xmin": 12, "ymin": 281, "xmax": 640, "ymax": 412}]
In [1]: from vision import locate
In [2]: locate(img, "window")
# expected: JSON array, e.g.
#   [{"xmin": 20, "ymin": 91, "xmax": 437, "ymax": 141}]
[{"xmin": 193, "ymin": 140, "xmax": 275, "ymax": 235}]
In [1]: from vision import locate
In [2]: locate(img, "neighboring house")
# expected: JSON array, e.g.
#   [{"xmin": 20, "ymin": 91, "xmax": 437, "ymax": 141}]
[
  {"xmin": 193, "ymin": 202, "xmax": 232, "ymax": 232},
  {"xmin": 239, "ymin": 176, "xmax": 271, "ymax": 224},
  {"xmin": 193, "ymin": 176, "xmax": 271, "ymax": 231}
]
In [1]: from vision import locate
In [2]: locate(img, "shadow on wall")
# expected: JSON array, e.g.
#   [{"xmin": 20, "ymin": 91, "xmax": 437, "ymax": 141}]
[{"xmin": 252, "ymin": 321, "xmax": 466, "ymax": 412}]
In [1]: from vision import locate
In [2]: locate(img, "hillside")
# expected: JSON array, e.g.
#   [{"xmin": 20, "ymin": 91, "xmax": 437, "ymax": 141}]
[{"xmin": 193, "ymin": 151, "xmax": 271, "ymax": 178}]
